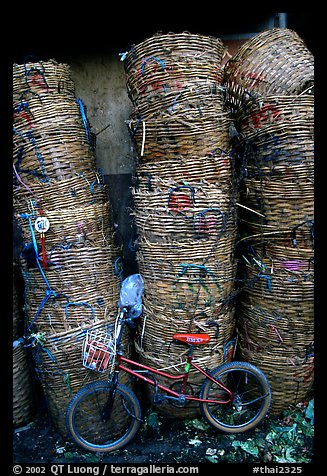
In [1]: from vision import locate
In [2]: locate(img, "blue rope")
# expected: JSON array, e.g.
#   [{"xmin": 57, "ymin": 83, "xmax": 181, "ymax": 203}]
[
  {"xmin": 114, "ymin": 257, "xmax": 124, "ymax": 283},
  {"xmin": 14, "ymin": 100, "xmax": 31, "ymax": 114},
  {"xmin": 20, "ymin": 212, "xmax": 58, "ymax": 333},
  {"xmin": 167, "ymin": 185, "xmax": 195, "ymax": 207},
  {"xmin": 130, "ymin": 117, "xmax": 143, "ymax": 138},
  {"xmin": 24, "ymin": 64, "xmax": 49, "ymax": 90},
  {"xmin": 128, "ymin": 238, "xmax": 138, "ymax": 252},
  {"xmin": 141, "ymin": 56, "xmax": 167, "ymax": 92},
  {"xmin": 25, "ymin": 289, "xmax": 55, "ymax": 334},
  {"xmin": 25, "ymin": 130, "xmax": 49, "ymax": 182},
  {"xmin": 177, "ymin": 263, "xmax": 216, "ymax": 279},
  {"xmin": 224, "ymin": 339, "xmax": 236, "ymax": 361},
  {"xmin": 21, "ymin": 213, "xmax": 53, "ymax": 291},
  {"xmin": 193, "ymin": 208, "xmax": 226, "ymax": 233},
  {"xmin": 258, "ymin": 273, "xmax": 272, "ymax": 292},
  {"xmin": 90, "ymin": 179, "xmax": 103, "ymax": 194},
  {"xmin": 76, "ymin": 98, "xmax": 91, "ymax": 145}
]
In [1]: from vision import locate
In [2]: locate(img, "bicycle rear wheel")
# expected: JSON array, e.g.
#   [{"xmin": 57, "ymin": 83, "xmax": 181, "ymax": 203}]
[
  {"xmin": 199, "ymin": 361, "xmax": 271, "ymax": 433},
  {"xmin": 66, "ymin": 380, "xmax": 142, "ymax": 452}
]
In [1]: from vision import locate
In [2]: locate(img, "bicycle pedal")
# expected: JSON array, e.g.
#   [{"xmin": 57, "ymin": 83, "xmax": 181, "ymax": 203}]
[{"xmin": 153, "ymin": 394, "xmax": 165, "ymax": 404}]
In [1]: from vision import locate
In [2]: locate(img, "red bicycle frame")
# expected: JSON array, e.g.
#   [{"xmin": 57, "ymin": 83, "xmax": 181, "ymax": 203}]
[{"xmin": 116, "ymin": 353, "xmax": 234, "ymax": 405}]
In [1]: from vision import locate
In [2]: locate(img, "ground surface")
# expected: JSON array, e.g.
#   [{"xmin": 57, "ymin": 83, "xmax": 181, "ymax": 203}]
[{"xmin": 13, "ymin": 398, "xmax": 314, "ymax": 465}]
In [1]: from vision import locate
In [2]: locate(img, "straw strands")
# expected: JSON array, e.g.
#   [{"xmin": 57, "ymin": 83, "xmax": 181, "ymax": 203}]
[
  {"xmin": 123, "ymin": 32, "xmax": 225, "ymax": 106},
  {"xmin": 13, "ymin": 59, "xmax": 76, "ymax": 102},
  {"xmin": 223, "ymin": 28, "xmax": 314, "ymax": 413},
  {"xmin": 30, "ymin": 322, "xmax": 132, "ymax": 435},
  {"xmin": 123, "ymin": 31, "xmax": 238, "ymax": 417},
  {"xmin": 13, "ymin": 59, "xmax": 121, "ymax": 434},
  {"xmin": 13, "ymin": 262, "xmax": 35, "ymax": 427},
  {"xmin": 223, "ymin": 28, "xmax": 314, "ymax": 113},
  {"xmin": 13, "ymin": 340, "xmax": 36, "ymax": 427}
]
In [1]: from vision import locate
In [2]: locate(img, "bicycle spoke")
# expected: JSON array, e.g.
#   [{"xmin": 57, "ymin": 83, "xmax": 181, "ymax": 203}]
[
  {"xmin": 69, "ymin": 384, "xmax": 139, "ymax": 448},
  {"xmin": 200, "ymin": 363, "xmax": 271, "ymax": 431}
]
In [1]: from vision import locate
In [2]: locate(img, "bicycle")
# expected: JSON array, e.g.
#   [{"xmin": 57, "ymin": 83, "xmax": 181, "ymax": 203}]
[{"xmin": 66, "ymin": 278, "xmax": 272, "ymax": 453}]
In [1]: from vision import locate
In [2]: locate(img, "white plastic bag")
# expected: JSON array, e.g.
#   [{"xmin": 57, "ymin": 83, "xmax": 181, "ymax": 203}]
[{"xmin": 118, "ymin": 273, "xmax": 144, "ymax": 318}]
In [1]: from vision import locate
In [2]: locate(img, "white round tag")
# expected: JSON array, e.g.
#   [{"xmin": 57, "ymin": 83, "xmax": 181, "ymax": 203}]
[{"xmin": 34, "ymin": 216, "xmax": 50, "ymax": 233}]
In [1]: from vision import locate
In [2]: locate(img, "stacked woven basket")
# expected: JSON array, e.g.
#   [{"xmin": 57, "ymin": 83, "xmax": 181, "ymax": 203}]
[
  {"xmin": 13, "ymin": 59, "xmax": 125, "ymax": 434},
  {"xmin": 224, "ymin": 28, "xmax": 314, "ymax": 413},
  {"xmin": 122, "ymin": 32, "xmax": 238, "ymax": 417},
  {"xmin": 13, "ymin": 261, "xmax": 35, "ymax": 427}
]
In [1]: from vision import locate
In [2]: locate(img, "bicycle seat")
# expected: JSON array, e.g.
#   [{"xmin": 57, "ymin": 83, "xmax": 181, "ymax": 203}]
[{"xmin": 173, "ymin": 333, "xmax": 210, "ymax": 345}]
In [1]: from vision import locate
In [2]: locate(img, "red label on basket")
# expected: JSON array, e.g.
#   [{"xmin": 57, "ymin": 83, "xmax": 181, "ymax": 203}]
[
  {"xmin": 30, "ymin": 72, "xmax": 48, "ymax": 91},
  {"xmin": 13, "ymin": 110, "xmax": 33, "ymax": 129},
  {"xmin": 194, "ymin": 216, "xmax": 217, "ymax": 235},
  {"xmin": 247, "ymin": 104, "xmax": 281, "ymax": 129},
  {"xmin": 138, "ymin": 59, "xmax": 166, "ymax": 94},
  {"xmin": 243, "ymin": 71, "xmax": 267, "ymax": 87},
  {"xmin": 168, "ymin": 193, "xmax": 192, "ymax": 213}
]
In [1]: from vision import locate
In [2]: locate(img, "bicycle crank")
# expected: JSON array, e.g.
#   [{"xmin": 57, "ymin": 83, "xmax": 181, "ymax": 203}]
[{"xmin": 168, "ymin": 382, "xmax": 194, "ymax": 408}]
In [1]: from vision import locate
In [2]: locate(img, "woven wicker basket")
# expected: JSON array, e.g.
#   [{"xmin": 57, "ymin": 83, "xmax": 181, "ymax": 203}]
[
  {"xmin": 20, "ymin": 246, "xmax": 120, "ymax": 334},
  {"xmin": 13, "ymin": 88, "xmax": 95, "ymax": 183},
  {"xmin": 133, "ymin": 177, "xmax": 233, "ymax": 207},
  {"xmin": 135, "ymin": 149, "xmax": 234, "ymax": 187},
  {"xmin": 236, "ymin": 95, "xmax": 314, "ymax": 139},
  {"xmin": 223, "ymin": 28, "xmax": 314, "ymax": 113},
  {"xmin": 13, "ymin": 261, "xmax": 36, "ymax": 427},
  {"xmin": 237, "ymin": 95, "xmax": 313, "ymax": 242},
  {"xmin": 122, "ymin": 32, "xmax": 239, "ymax": 420},
  {"xmin": 31, "ymin": 322, "xmax": 132, "ymax": 435},
  {"xmin": 128, "ymin": 108, "xmax": 231, "ymax": 161},
  {"xmin": 237, "ymin": 342, "xmax": 314, "ymax": 414},
  {"xmin": 13, "ymin": 340, "xmax": 35, "ymax": 427},
  {"xmin": 15, "ymin": 201, "xmax": 115, "ymax": 250},
  {"xmin": 131, "ymin": 82, "xmax": 226, "ymax": 120},
  {"xmin": 140, "ymin": 261, "xmax": 236, "ymax": 309},
  {"xmin": 13, "ymin": 262, "xmax": 24, "ymax": 339},
  {"xmin": 13, "ymin": 57, "xmax": 127, "ymax": 435},
  {"xmin": 13, "ymin": 170, "xmax": 108, "ymax": 211},
  {"xmin": 13, "ymin": 132, "xmax": 95, "ymax": 183},
  {"xmin": 123, "ymin": 32, "xmax": 225, "ymax": 108},
  {"xmin": 13, "ymin": 94, "xmax": 88, "ymax": 134},
  {"xmin": 239, "ymin": 185, "xmax": 313, "ymax": 237},
  {"xmin": 13, "ymin": 59, "xmax": 76, "ymax": 102},
  {"xmin": 235, "ymin": 241, "xmax": 313, "ymax": 413}
]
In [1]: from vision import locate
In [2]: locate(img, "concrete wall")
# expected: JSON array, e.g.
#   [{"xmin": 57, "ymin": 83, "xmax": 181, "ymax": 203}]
[
  {"xmin": 69, "ymin": 55, "xmax": 135, "ymax": 175},
  {"xmin": 67, "ymin": 55, "xmax": 139, "ymax": 276}
]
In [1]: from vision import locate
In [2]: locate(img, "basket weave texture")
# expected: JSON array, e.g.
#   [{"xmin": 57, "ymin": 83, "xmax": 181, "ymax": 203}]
[
  {"xmin": 123, "ymin": 32, "xmax": 238, "ymax": 418},
  {"xmin": 13, "ymin": 59, "xmax": 76, "ymax": 102},
  {"xmin": 13, "ymin": 59, "xmax": 122, "ymax": 434},
  {"xmin": 13, "ymin": 340, "xmax": 36, "ymax": 427},
  {"xmin": 223, "ymin": 28, "xmax": 314, "ymax": 113},
  {"xmin": 13, "ymin": 262, "xmax": 35, "ymax": 427},
  {"xmin": 31, "ymin": 323, "xmax": 132, "ymax": 436},
  {"xmin": 223, "ymin": 28, "xmax": 314, "ymax": 413}
]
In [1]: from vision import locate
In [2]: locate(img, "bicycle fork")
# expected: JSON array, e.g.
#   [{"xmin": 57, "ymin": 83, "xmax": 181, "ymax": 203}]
[{"xmin": 100, "ymin": 372, "xmax": 119, "ymax": 422}]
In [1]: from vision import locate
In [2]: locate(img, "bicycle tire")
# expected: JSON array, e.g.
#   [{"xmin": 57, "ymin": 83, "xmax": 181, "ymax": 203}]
[
  {"xmin": 66, "ymin": 380, "xmax": 142, "ymax": 452},
  {"xmin": 199, "ymin": 361, "xmax": 271, "ymax": 433}
]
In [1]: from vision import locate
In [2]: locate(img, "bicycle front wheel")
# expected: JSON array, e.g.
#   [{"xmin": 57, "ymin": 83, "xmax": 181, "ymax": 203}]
[
  {"xmin": 199, "ymin": 361, "xmax": 271, "ymax": 433},
  {"xmin": 66, "ymin": 380, "xmax": 142, "ymax": 452}
]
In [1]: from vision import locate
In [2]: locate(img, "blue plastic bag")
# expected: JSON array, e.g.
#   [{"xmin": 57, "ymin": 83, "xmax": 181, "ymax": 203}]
[{"xmin": 118, "ymin": 274, "xmax": 144, "ymax": 318}]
